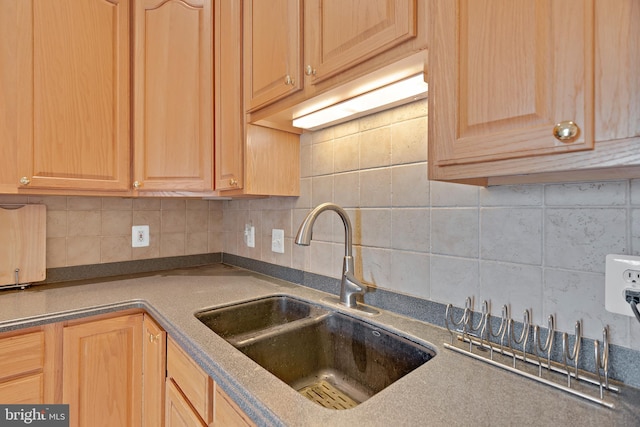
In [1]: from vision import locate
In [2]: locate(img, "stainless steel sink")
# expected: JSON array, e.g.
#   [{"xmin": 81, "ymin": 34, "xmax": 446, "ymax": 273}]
[{"xmin": 195, "ymin": 296, "xmax": 435, "ymax": 409}]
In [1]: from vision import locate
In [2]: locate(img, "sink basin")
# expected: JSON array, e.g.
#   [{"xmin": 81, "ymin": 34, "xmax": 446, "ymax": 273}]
[
  {"xmin": 195, "ymin": 295, "xmax": 326, "ymax": 341},
  {"xmin": 195, "ymin": 296, "xmax": 435, "ymax": 409}
]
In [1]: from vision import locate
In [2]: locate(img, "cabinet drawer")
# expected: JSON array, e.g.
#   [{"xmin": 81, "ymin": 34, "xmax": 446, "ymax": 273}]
[
  {"xmin": 167, "ymin": 338, "xmax": 213, "ymax": 423},
  {"xmin": 0, "ymin": 331, "xmax": 44, "ymax": 381},
  {"xmin": 0, "ymin": 373, "xmax": 43, "ymax": 404},
  {"xmin": 165, "ymin": 378, "xmax": 207, "ymax": 427},
  {"xmin": 214, "ymin": 384, "xmax": 255, "ymax": 427}
]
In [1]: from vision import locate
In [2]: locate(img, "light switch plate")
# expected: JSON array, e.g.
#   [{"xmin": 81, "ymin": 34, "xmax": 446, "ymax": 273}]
[
  {"xmin": 244, "ymin": 224, "xmax": 255, "ymax": 248},
  {"xmin": 271, "ymin": 229, "xmax": 284, "ymax": 253}
]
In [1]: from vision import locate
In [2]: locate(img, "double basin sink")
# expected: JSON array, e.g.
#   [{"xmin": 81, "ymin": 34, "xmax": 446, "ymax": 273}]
[{"xmin": 195, "ymin": 296, "xmax": 435, "ymax": 409}]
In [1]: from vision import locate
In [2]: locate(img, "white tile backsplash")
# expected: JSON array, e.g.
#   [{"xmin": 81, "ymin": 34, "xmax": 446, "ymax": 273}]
[
  {"xmin": 545, "ymin": 181, "xmax": 627, "ymax": 206},
  {"xmin": 480, "ymin": 208, "xmax": 542, "ymax": 264},
  {"xmin": 222, "ymin": 99, "xmax": 640, "ymax": 352},
  {"xmin": 391, "ymin": 208, "xmax": 430, "ymax": 252},
  {"xmin": 544, "ymin": 208, "xmax": 627, "ymax": 273},
  {"xmin": 479, "ymin": 261, "xmax": 543, "ymax": 324}
]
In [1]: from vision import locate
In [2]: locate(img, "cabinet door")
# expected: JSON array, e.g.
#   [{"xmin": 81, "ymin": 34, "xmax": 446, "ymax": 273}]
[
  {"xmin": 142, "ymin": 315, "xmax": 166, "ymax": 427},
  {"xmin": 214, "ymin": 384, "xmax": 255, "ymax": 427},
  {"xmin": 63, "ymin": 314, "xmax": 143, "ymax": 427},
  {"xmin": 215, "ymin": 0, "xmax": 244, "ymax": 191},
  {"xmin": 429, "ymin": 0, "xmax": 594, "ymax": 172},
  {"xmin": 13, "ymin": 0, "xmax": 131, "ymax": 192},
  {"xmin": 166, "ymin": 338, "xmax": 213, "ymax": 423},
  {"xmin": 0, "ymin": 0, "xmax": 21, "ymax": 192},
  {"xmin": 165, "ymin": 379, "xmax": 207, "ymax": 427},
  {"xmin": 133, "ymin": 0, "xmax": 213, "ymax": 192},
  {"xmin": 244, "ymin": 0, "xmax": 302, "ymax": 111},
  {"xmin": 305, "ymin": 0, "xmax": 417, "ymax": 84}
]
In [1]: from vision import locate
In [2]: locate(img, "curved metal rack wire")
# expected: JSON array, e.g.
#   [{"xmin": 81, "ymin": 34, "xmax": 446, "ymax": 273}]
[{"xmin": 444, "ymin": 297, "xmax": 618, "ymax": 409}]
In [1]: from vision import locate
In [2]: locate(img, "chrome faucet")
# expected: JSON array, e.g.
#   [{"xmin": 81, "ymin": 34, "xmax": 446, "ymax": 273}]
[{"xmin": 295, "ymin": 203, "xmax": 366, "ymax": 308}]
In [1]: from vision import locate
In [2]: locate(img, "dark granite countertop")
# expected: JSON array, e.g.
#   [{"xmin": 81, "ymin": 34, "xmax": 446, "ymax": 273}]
[{"xmin": 0, "ymin": 263, "xmax": 638, "ymax": 426}]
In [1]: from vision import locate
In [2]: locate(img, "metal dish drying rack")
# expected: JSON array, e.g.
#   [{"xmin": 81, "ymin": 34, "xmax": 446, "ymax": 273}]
[{"xmin": 444, "ymin": 297, "xmax": 618, "ymax": 409}]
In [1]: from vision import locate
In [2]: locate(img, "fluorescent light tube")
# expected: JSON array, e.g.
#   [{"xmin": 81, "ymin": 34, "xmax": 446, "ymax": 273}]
[{"xmin": 292, "ymin": 74, "xmax": 428, "ymax": 131}]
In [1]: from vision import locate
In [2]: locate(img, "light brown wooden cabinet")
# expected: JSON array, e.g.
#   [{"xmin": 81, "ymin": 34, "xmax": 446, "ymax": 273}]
[
  {"xmin": 244, "ymin": 0, "xmax": 303, "ymax": 112},
  {"xmin": 166, "ymin": 337, "xmax": 214, "ymax": 424},
  {"xmin": 166, "ymin": 336, "xmax": 255, "ymax": 427},
  {"xmin": 0, "ymin": 0, "xmax": 131, "ymax": 193},
  {"xmin": 213, "ymin": 384, "xmax": 255, "ymax": 426},
  {"xmin": 215, "ymin": 0, "xmax": 244, "ymax": 192},
  {"xmin": 428, "ymin": 0, "xmax": 640, "ymax": 185},
  {"xmin": 133, "ymin": 0, "xmax": 214, "ymax": 193},
  {"xmin": 143, "ymin": 315, "xmax": 167, "ymax": 427},
  {"xmin": 165, "ymin": 378, "xmax": 208, "ymax": 427},
  {"xmin": 0, "ymin": 326, "xmax": 58, "ymax": 404},
  {"xmin": 63, "ymin": 314, "xmax": 144, "ymax": 427},
  {"xmin": 304, "ymin": 0, "xmax": 417, "ymax": 85},
  {"xmin": 0, "ymin": 0, "xmax": 216, "ymax": 197},
  {"xmin": 246, "ymin": 0, "xmax": 426, "ymax": 129},
  {"xmin": 216, "ymin": 0, "xmax": 300, "ymax": 196},
  {"xmin": 0, "ymin": 312, "xmax": 255, "ymax": 426}
]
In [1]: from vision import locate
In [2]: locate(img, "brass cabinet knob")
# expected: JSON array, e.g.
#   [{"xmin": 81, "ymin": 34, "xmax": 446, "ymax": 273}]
[
  {"xmin": 148, "ymin": 332, "xmax": 160, "ymax": 343},
  {"xmin": 553, "ymin": 121, "xmax": 580, "ymax": 142},
  {"xmin": 19, "ymin": 176, "xmax": 30, "ymax": 186},
  {"xmin": 284, "ymin": 75, "xmax": 295, "ymax": 86},
  {"xmin": 229, "ymin": 178, "xmax": 238, "ymax": 187},
  {"xmin": 133, "ymin": 181, "xmax": 142, "ymax": 189},
  {"xmin": 305, "ymin": 65, "xmax": 316, "ymax": 76}
]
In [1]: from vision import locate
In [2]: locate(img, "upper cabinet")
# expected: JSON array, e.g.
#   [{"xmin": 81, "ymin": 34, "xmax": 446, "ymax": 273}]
[
  {"xmin": 216, "ymin": 0, "xmax": 300, "ymax": 197},
  {"xmin": 1, "ymin": 0, "xmax": 131, "ymax": 192},
  {"xmin": 244, "ymin": 0, "xmax": 302, "ymax": 112},
  {"xmin": 133, "ymin": 0, "xmax": 214, "ymax": 193},
  {"xmin": 304, "ymin": 0, "xmax": 417, "ymax": 84},
  {"xmin": 428, "ymin": 0, "xmax": 640, "ymax": 185},
  {"xmin": 245, "ymin": 0, "xmax": 426, "ymax": 129}
]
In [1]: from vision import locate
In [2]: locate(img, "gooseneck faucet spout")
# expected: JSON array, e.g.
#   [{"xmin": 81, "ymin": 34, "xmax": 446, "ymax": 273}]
[{"xmin": 295, "ymin": 203, "xmax": 365, "ymax": 308}]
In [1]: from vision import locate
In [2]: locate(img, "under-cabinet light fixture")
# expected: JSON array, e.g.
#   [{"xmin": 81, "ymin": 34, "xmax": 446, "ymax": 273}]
[{"xmin": 292, "ymin": 74, "xmax": 428, "ymax": 131}]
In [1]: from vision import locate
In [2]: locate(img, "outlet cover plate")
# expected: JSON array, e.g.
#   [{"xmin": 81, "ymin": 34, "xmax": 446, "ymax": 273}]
[
  {"xmin": 132, "ymin": 225, "xmax": 150, "ymax": 248},
  {"xmin": 605, "ymin": 254, "xmax": 640, "ymax": 316}
]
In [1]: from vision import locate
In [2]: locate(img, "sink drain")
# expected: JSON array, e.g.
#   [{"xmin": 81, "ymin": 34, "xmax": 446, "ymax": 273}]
[{"xmin": 298, "ymin": 380, "xmax": 359, "ymax": 410}]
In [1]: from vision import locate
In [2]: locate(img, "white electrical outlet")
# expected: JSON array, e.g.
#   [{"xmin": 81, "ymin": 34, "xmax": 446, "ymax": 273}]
[
  {"xmin": 244, "ymin": 224, "xmax": 255, "ymax": 248},
  {"xmin": 271, "ymin": 229, "xmax": 284, "ymax": 253},
  {"xmin": 605, "ymin": 254, "xmax": 640, "ymax": 316},
  {"xmin": 132, "ymin": 225, "xmax": 150, "ymax": 248}
]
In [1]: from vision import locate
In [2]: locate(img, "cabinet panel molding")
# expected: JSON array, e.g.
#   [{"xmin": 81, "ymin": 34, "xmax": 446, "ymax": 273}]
[
  {"xmin": 429, "ymin": 0, "xmax": 594, "ymax": 169},
  {"xmin": 18, "ymin": 0, "xmax": 131, "ymax": 191},
  {"xmin": 63, "ymin": 314, "xmax": 143, "ymax": 427},
  {"xmin": 306, "ymin": 0, "xmax": 417, "ymax": 83},
  {"xmin": 244, "ymin": 0, "xmax": 303, "ymax": 111},
  {"xmin": 133, "ymin": 0, "xmax": 213, "ymax": 192}
]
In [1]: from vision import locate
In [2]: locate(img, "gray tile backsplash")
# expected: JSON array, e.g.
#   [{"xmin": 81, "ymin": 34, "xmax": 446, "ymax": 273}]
[{"xmin": 223, "ymin": 99, "xmax": 640, "ymax": 354}]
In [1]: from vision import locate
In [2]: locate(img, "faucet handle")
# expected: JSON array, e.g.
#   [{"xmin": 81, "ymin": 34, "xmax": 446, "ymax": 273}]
[{"xmin": 341, "ymin": 271, "xmax": 366, "ymax": 308}]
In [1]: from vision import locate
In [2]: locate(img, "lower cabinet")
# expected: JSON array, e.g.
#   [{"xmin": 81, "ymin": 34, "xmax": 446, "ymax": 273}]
[
  {"xmin": 143, "ymin": 315, "xmax": 167, "ymax": 427},
  {"xmin": 213, "ymin": 384, "xmax": 255, "ymax": 427},
  {"xmin": 0, "ymin": 311, "xmax": 255, "ymax": 427},
  {"xmin": 166, "ymin": 337, "xmax": 214, "ymax": 425},
  {"xmin": 0, "ymin": 325, "xmax": 57, "ymax": 404},
  {"xmin": 165, "ymin": 378, "xmax": 208, "ymax": 427},
  {"xmin": 166, "ymin": 336, "xmax": 255, "ymax": 427},
  {"xmin": 63, "ymin": 313, "xmax": 144, "ymax": 427}
]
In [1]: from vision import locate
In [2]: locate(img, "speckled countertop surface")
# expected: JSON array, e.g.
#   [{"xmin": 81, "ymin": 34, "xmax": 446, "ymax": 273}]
[{"xmin": 0, "ymin": 263, "xmax": 638, "ymax": 426}]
